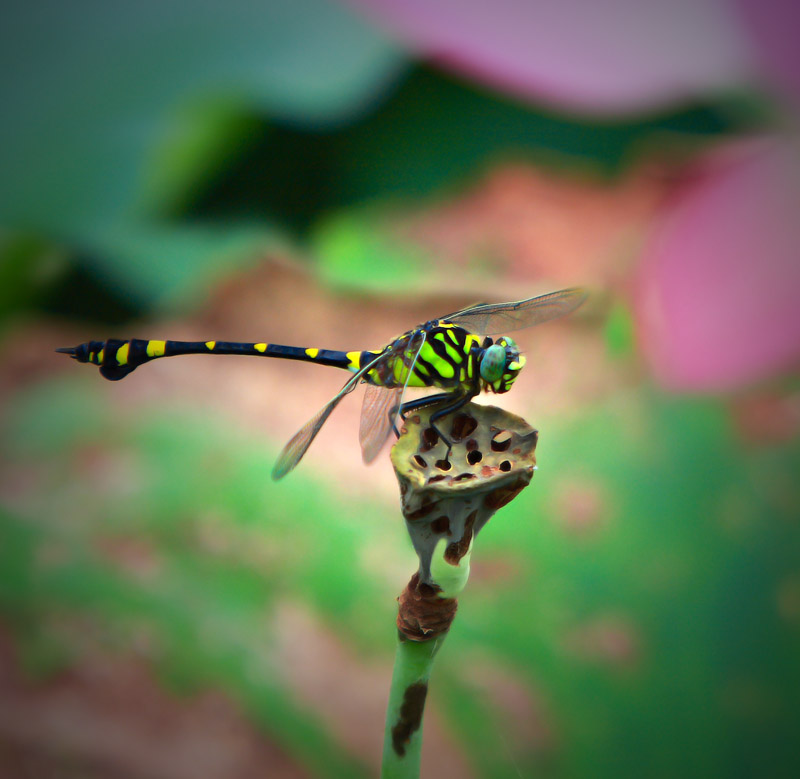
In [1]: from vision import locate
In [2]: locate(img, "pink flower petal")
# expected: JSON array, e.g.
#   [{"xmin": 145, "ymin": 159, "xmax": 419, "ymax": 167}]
[
  {"xmin": 734, "ymin": 0, "xmax": 800, "ymax": 104},
  {"xmin": 635, "ymin": 138, "xmax": 800, "ymax": 391},
  {"xmin": 349, "ymin": 0, "xmax": 755, "ymax": 112}
]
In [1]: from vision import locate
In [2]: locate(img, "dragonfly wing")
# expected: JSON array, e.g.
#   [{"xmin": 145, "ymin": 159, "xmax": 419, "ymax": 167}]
[
  {"xmin": 271, "ymin": 352, "xmax": 384, "ymax": 480},
  {"xmin": 359, "ymin": 329, "xmax": 426, "ymax": 464},
  {"xmin": 359, "ymin": 383, "xmax": 403, "ymax": 465},
  {"xmin": 447, "ymin": 287, "xmax": 587, "ymax": 335}
]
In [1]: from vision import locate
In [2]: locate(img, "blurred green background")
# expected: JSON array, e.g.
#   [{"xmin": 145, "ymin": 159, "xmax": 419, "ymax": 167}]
[{"xmin": 1, "ymin": 2, "xmax": 798, "ymax": 778}]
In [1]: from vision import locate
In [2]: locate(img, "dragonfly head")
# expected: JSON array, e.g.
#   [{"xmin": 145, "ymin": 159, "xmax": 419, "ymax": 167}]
[{"xmin": 479, "ymin": 336, "xmax": 526, "ymax": 393}]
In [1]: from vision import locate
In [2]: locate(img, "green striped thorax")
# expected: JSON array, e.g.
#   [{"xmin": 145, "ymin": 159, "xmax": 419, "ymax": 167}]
[{"xmin": 480, "ymin": 335, "xmax": 525, "ymax": 393}]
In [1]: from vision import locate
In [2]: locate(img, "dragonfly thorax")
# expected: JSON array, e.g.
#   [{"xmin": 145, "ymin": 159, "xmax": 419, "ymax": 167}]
[{"xmin": 479, "ymin": 335, "xmax": 526, "ymax": 393}]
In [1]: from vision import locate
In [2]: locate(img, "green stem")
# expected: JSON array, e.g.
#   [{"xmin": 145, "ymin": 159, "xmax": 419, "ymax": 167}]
[{"xmin": 381, "ymin": 635, "xmax": 446, "ymax": 779}]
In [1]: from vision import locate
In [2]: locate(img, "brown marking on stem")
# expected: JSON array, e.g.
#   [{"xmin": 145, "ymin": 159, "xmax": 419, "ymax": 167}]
[
  {"xmin": 391, "ymin": 681, "xmax": 429, "ymax": 757},
  {"xmin": 397, "ymin": 573, "xmax": 457, "ymax": 641},
  {"xmin": 406, "ymin": 498, "xmax": 437, "ymax": 521},
  {"xmin": 444, "ymin": 510, "xmax": 478, "ymax": 565},
  {"xmin": 430, "ymin": 515, "xmax": 451, "ymax": 535}
]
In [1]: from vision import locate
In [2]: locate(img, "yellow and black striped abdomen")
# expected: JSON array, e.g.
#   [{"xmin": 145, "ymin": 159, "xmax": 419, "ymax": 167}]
[
  {"xmin": 58, "ymin": 338, "xmax": 361, "ymax": 381},
  {"xmin": 61, "ymin": 338, "xmax": 171, "ymax": 380}
]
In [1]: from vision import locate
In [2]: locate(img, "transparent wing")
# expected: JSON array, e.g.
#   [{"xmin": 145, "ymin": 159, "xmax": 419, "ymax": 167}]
[
  {"xmin": 446, "ymin": 287, "xmax": 587, "ymax": 335},
  {"xmin": 359, "ymin": 329, "xmax": 426, "ymax": 464},
  {"xmin": 271, "ymin": 352, "xmax": 384, "ymax": 480}
]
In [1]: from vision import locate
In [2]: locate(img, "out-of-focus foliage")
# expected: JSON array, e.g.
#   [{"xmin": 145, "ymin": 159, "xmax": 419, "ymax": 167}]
[
  {"xmin": 1, "ymin": 1, "xmax": 798, "ymax": 778},
  {"xmin": 1, "ymin": 61, "xmax": 738, "ymax": 314},
  {"xmin": 0, "ymin": 0, "xmax": 404, "ymax": 314},
  {"xmin": 2, "ymin": 375, "xmax": 798, "ymax": 778},
  {"xmin": 0, "ymin": 0, "xmax": 404, "ymax": 231},
  {"xmin": 1, "ymin": 3, "xmax": 741, "ymax": 315}
]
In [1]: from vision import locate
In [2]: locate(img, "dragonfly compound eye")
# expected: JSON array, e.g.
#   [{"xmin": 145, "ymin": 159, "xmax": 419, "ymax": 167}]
[{"xmin": 480, "ymin": 344, "xmax": 506, "ymax": 382}]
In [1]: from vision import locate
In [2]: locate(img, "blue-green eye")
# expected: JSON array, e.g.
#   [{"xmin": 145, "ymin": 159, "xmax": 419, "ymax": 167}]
[{"xmin": 480, "ymin": 344, "xmax": 506, "ymax": 382}]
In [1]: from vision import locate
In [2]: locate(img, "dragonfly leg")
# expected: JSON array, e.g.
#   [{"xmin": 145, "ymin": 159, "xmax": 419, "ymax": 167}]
[
  {"xmin": 395, "ymin": 393, "xmax": 453, "ymax": 437},
  {"xmin": 427, "ymin": 392, "xmax": 473, "ymax": 457}
]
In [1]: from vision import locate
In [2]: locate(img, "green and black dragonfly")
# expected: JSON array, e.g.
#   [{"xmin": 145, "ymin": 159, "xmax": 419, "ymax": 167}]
[{"xmin": 58, "ymin": 287, "xmax": 586, "ymax": 479}]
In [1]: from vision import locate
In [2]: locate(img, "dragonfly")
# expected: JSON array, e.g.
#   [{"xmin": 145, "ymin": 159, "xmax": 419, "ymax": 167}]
[{"xmin": 57, "ymin": 287, "xmax": 586, "ymax": 479}]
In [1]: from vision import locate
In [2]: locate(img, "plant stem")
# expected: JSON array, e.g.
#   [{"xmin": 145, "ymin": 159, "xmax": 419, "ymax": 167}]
[
  {"xmin": 384, "ymin": 403, "xmax": 537, "ymax": 777},
  {"xmin": 381, "ymin": 634, "xmax": 445, "ymax": 779}
]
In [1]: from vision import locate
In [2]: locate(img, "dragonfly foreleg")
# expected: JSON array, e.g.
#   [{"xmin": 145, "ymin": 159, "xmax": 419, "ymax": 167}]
[
  {"xmin": 398, "ymin": 391, "xmax": 474, "ymax": 457},
  {"xmin": 427, "ymin": 392, "xmax": 474, "ymax": 457},
  {"xmin": 396, "ymin": 393, "xmax": 454, "ymax": 437}
]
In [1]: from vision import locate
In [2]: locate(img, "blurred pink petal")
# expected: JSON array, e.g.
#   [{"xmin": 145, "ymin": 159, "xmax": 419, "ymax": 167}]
[
  {"xmin": 635, "ymin": 138, "xmax": 800, "ymax": 391},
  {"xmin": 734, "ymin": 0, "xmax": 800, "ymax": 104},
  {"xmin": 348, "ymin": 0, "xmax": 755, "ymax": 112}
]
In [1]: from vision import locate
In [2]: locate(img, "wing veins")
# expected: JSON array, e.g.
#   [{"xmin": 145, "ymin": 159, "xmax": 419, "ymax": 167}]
[
  {"xmin": 359, "ymin": 329, "xmax": 427, "ymax": 464},
  {"xmin": 445, "ymin": 287, "xmax": 587, "ymax": 335},
  {"xmin": 271, "ymin": 351, "xmax": 386, "ymax": 480}
]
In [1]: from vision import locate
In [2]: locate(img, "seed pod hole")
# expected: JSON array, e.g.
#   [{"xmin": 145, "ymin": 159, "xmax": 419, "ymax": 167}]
[
  {"xmin": 451, "ymin": 414, "xmax": 478, "ymax": 441},
  {"xmin": 466, "ymin": 449, "xmax": 483, "ymax": 465},
  {"xmin": 454, "ymin": 472, "xmax": 477, "ymax": 482},
  {"xmin": 413, "ymin": 455, "xmax": 427, "ymax": 468},
  {"xmin": 421, "ymin": 428, "xmax": 439, "ymax": 451},
  {"xmin": 499, "ymin": 460, "xmax": 512, "ymax": 472},
  {"xmin": 491, "ymin": 430, "xmax": 512, "ymax": 452},
  {"xmin": 435, "ymin": 459, "xmax": 452, "ymax": 471}
]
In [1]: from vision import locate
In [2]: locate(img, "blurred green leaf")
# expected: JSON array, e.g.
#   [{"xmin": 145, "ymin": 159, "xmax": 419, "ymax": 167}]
[
  {"xmin": 327, "ymin": 68, "xmax": 738, "ymax": 203},
  {"xmin": 184, "ymin": 67, "xmax": 740, "ymax": 236},
  {"xmin": 313, "ymin": 208, "xmax": 429, "ymax": 291},
  {"xmin": 0, "ymin": 233, "xmax": 70, "ymax": 321},
  {"xmin": 0, "ymin": 0, "xmax": 405, "ymax": 232},
  {"xmin": 140, "ymin": 99, "xmax": 266, "ymax": 217},
  {"xmin": 78, "ymin": 220, "xmax": 286, "ymax": 310},
  {"xmin": 604, "ymin": 300, "xmax": 636, "ymax": 357}
]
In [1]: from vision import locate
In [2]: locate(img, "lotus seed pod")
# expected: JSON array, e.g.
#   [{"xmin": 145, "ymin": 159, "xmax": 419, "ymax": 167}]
[{"xmin": 392, "ymin": 403, "xmax": 538, "ymax": 589}]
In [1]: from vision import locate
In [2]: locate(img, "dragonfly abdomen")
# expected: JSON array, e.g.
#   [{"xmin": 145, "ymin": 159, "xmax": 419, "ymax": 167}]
[{"xmin": 57, "ymin": 338, "xmax": 365, "ymax": 381}]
